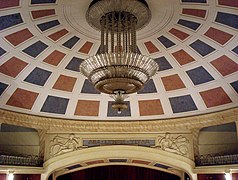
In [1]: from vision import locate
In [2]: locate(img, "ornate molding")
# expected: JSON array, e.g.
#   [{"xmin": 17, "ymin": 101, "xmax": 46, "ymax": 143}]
[
  {"xmin": 45, "ymin": 132, "xmax": 193, "ymax": 160},
  {"xmin": 0, "ymin": 108, "xmax": 237, "ymax": 132},
  {"xmin": 191, "ymin": 129, "xmax": 200, "ymax": 157},
  {"xmin": 153, "ymin": 133, "xmax": 190, "ymax": 158},
  {"xmin": 43, "ymin": 145, "xmax": 196, "ymax": 180},
  {"xmin": 49, "ymin": 133, "xmax": 84, "ymax": 158},
  {"xmin": 38, "ymin": 129, "xmax": 47, "ymax": 158}
]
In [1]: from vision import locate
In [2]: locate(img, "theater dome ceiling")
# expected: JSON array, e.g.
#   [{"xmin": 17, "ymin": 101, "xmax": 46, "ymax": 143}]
[{"xmin": 0, "ymin": 0, "xmax": 237, "ymax": 121}]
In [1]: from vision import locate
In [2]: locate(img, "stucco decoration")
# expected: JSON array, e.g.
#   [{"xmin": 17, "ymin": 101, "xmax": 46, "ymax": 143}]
[
  {"xmin": 45, "ymin": 132, "xmax": 194, "ymax": 160},
  {"xmin": 48, "ymin": 134, "xmax": 85, "ymax": 158},
  {"xmin": 154, "ymin": 133, "xmax": 191, "ymax": 158}
]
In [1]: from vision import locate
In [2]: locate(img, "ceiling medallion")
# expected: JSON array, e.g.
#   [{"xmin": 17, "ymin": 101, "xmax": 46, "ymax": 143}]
[{"xmin": 80, "ymin": 0, "xmax": 159, "ymax": 113}]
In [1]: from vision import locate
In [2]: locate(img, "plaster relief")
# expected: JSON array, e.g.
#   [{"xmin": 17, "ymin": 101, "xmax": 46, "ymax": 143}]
[
  {"xmin": 49, "ymin": 134, "xmax": 85, "ymax": 157},
  {"xmin": 154, "ymin": 133, "xmax": 190, "ymax": 157}
]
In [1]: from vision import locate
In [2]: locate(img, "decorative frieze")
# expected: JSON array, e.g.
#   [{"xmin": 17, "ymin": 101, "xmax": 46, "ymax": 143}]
[
  {"xmin": 45, "ymin": 133, "xmax": 193, "ymax": 160},
  {"xmin": 48, "ymin": 134, "xmax": 85, "ymax": 158},
  {"xmin": 0, "ymin": 108, "xmax": 237, "ymax": 132},
  {"xmin": 153, "ymin": 133, "xmax": 190, "ymax": 157}
]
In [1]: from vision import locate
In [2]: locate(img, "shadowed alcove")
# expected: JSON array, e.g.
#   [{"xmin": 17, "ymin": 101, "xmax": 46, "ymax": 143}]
[{"xmin": 57, "ymin": 165, "xmax": 180, "ymax": 180}]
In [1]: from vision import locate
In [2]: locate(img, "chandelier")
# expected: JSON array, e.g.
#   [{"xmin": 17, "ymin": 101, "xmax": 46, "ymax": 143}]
[{"xmin": 80, "ymin": 0, "xmax": 159, "ymax": 113}]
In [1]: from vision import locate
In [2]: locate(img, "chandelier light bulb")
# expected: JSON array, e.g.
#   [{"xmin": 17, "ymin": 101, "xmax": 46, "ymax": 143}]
[
  {"xmin": 225, "ymin": 173, "xmax": 232, "ymax": 180},
  {"xmin": 8, "ymin": 173, "xmax": 14, "ymax": 180}
]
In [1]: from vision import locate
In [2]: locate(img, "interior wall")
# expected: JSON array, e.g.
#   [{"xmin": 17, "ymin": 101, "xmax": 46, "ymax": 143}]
[
  {"xmin": 198, "ymin": 122, "xmax": 238, "ymax": 155},
  {"xmin": 0, "ymin": 123, "xmax": 40, "ymax": 156}
]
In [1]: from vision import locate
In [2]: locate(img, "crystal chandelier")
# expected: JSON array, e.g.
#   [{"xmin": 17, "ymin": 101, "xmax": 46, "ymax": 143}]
[{"xmin": 80, "ymin": 0, "xmax": 159, "ymax": 113}]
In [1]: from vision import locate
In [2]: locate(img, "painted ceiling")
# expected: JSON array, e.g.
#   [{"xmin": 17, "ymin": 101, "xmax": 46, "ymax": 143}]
[{"xmin": 0, "ymin": 0, "xmax": 237, "ymax": 121}]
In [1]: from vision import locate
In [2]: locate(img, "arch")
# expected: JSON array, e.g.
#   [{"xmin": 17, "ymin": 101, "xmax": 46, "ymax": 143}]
[{"xmin": 42, "ymin": 145, "xmax": 197, "ymax": 179}]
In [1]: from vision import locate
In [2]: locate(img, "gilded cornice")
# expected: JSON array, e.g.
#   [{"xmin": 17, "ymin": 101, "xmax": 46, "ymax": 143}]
[{"xmin": 0, "ymin": 108, "xmax": 237, "ymax": 132}]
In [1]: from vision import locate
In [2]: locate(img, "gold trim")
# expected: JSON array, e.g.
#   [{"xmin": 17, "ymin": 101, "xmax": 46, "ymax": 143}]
[{"xmin": 0, "ymin": 108, "xmax": 237, "ymax": 132}]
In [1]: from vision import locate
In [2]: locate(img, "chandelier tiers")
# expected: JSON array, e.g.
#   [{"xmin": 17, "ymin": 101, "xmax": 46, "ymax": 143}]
[{"xmin": 80, "ymin": 0, "xmax": 159, "ymax": 113}]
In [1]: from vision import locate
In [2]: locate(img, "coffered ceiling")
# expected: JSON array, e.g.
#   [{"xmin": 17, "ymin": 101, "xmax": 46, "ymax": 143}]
[{"xmin": 0, "ymin": 0, "xmax": 237, "ymax": 121}]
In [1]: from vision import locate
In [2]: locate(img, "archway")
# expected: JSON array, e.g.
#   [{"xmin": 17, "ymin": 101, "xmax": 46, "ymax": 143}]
[{"xmin": 42, "ymin": 145, "xmax": 197, "ymax": 180}]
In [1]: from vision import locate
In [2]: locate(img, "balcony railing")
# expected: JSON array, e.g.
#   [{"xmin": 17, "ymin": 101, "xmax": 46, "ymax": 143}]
[
  {"xmin": 0, "ymin": 154, "xmax": 43, "ymax": 167},
  {"xmin": 195, "ymin": 154, "xmax": 238, "ymax": 166}
]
